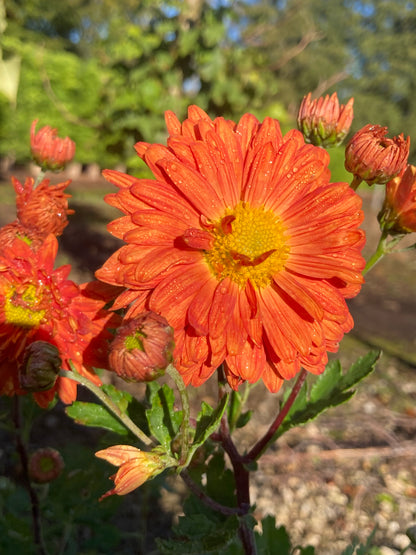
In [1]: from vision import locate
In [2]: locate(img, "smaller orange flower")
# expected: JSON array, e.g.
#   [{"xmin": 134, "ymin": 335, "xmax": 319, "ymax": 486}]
[
  {"xmin": 297, "ymin": 92, "xmax": 354, "ymax": 147},
  {"xmin": 109, "ymin": 312, "xmax": 174, "ymax": 382},
  {"xmin": 95, "ymin": 445, "xmax": 171, "ymax": 500},
  {"xmin": 345, "ymin": 124, "xmax": 409, "ymax": 188},
  {"xmin": 31, "ymin": 119, "xmax": 75, "ymax": 171},
  {"xmin": 378, "ymin": 164, "xmax": 416, "ymax": 234},
  {"xmin": 14, "ymin": 176, "xmax": 74, "ymax": 237},
  {"xmin": 28, "ymin": 447, "xmax": 64, "ymax": 484}
]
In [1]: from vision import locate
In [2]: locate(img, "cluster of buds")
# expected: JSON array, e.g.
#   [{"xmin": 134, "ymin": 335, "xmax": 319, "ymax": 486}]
[
  {"xmin": 31, "ymin": 120, "xmax": 76, "ymax": 172},
  {"xmin": 297, "ymin": 92, "xmax": 354, "ymax": 147}
]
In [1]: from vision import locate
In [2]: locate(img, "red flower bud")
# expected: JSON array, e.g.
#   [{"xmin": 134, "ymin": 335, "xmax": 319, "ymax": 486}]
[
  {"xmin": 19, "ymin": 340, "xmax": 61, "ymax": 392},
  {"xmin": 109, "ymin": 312, "xmax": 174, "ymax": 382},
  {"xmin": 28, "ymin": 447, "xmax": 64, "ymax": 483},
  {"xmin": 30, "ymin": 120, "xmax": 75, "ymax": 172},
  {"xmin": 297, "ymin": 92, "xmax": 354, "ymax": 147},
  {"xmin": 378, "ymin": 164, "xmax": 416, "ymax": 234},
  {"xmin": 345, "ymin": 124, "xmax": 409, "ymax": 187}
]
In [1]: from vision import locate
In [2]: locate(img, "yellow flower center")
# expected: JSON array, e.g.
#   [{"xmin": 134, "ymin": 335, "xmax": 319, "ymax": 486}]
[
  {"xmin": 204, "ymin": 202, "xmax": 289, "ymax": 288},
  {"xmin": 5, "ymin": 284, "xmax": 46, "ymax": 328}
]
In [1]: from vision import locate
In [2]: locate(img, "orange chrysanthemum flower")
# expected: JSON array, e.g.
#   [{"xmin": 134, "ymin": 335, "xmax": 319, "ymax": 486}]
[
  {"xmin": 97, "ymin": 106, "xmax": 365, "ymax": 392},
  {"xmin": 30, "ymin": 119, "xmax": 76, "ymax": 172},
  {"xmin": 0, "ymin": 234, "xmax": 119, "ymax": 407},
  {"xmin": 378, "ymin": 164, "xmax": 416, "ymax": 234}
]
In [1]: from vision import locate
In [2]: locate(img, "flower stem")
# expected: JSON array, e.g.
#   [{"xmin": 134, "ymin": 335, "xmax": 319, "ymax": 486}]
[
  {"xmin": 244, "ymin": 369, "xmax": 308, "ymax": 463},
  {"xmin": 60, "ymin": 367, "xmax": 153, "ymax": 446},
  {"xmin": 166, "ymin": 364, "xmax": 191, "ymax": 465},
  {"xmin": 363, "ymin": 230, "xmax": 405, "ymax": 275},
  {"xmin": 12, "ymin": 397, "xmax": 48, "ymax": 555},
  {"xmin": 34, "ymin": 170, "xmax": 46, "ymax": 188},
  {"xmin": 350, "ymin": 175, "xmax": 362, "ymax": 190}
]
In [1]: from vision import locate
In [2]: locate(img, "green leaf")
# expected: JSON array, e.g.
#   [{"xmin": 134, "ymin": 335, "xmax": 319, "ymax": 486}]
[
  {"xmin": 145, "ymin": 382, "xmax": 183, "ymax": 452},
  {"xmin": 101, "ymin": 383, "xmax": 132, "ymax": 413},
  {"xmin": 65, "ymin": 402, "xmax": 128, "ymax": 435},
  {"xmin": 227, "ymin": 390, "xmax": 243, "ymax": 431},
  {"xmin": 193, "ymin": 394, "xmax": 229, "ymax": 448},
  {"xmin": 157, "ymin": 514, "xmax": 240, "ymax": 554},
  {"xmin": 236, "ymin": 410, "xmax": 253, "ymax": 429},
  {"xmin": 255, "ymin": 516, "xmax": 315, "ymax": 554},
  {"xmin": 276, "ymin": 351, "xmax": 381, "ymax": 440}
]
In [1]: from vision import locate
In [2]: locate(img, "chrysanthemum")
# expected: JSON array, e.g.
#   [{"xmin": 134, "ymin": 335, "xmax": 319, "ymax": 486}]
[
  {"xmin": 0, "ymin": 234, "xmax": 119, "ymax": 407},
  {"xmin": 97, "ymin": 106, "xmax": 365, "ymax": 392}
]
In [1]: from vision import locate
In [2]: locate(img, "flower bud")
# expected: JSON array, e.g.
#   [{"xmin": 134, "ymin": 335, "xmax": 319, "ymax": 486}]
[
  {"xmin": 30, "ymin": 119, "xmax": 76, "ymax": 172},
  {"xmin": 297, "ymin": 92, "xmax": 354, "ymax": 147},
  {"xmin": 378, "ymin": 164, "xmax": 416, "ymax": 234},
  {"xmin": 95, "ymin": 445, "xmax": 171, "ymax": 499},
  {"xmin": 345, "ymin": 124, "xmax": 409, "ymax": 187},
  {"xmin": 19, "ymin": 340, "xmax": 61, "ymax": 392},
  {"xmin": 109, "ymin": 312, "xmax": 174, "ymax": 382},
  {"xmin": 28, "ymin": 447, "xmax": 64, "ymax": 483}
]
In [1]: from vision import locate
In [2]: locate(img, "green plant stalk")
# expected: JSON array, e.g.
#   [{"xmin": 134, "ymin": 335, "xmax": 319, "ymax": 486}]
[
  {"xmin": 166, "ymin": 364, "xmax": 191, "ymax": 466},
  {"xmin": 363, "ymin": 230, "xmax": 405, "ymax": 275},
  {"xmin": 34, "ymin": 169, "xmax": 46, "ymax": 188},
  {"xmin": 60, "ymin": 367, "xmax": 153, "ymax": 446}
]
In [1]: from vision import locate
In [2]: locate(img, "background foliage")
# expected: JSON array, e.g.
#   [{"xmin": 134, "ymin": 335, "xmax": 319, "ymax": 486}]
[{"xmin": 1, "ymin": 0, "xmax": 415, "ymax": 168}]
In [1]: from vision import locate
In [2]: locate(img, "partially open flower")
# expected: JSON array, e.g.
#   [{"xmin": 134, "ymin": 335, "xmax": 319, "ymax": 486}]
[
  {"xmin": 28, "ymin": 447, "xmax": 64, "ymax": 483},
  {"xmin": 378, "ymin": 164, "xmax": 416, "ymax": 234},
  {"xmin": 19, "ymin": 340, "xmax": 61, "ymax": 392},
  {"xmin": 95, "ymin": 445, "xmax": 171, "ymax": 499},
  {"xmin": 13, "ymin": 176, "xmax": 74, "ymax": 237},
  {"xmin": 109, "ymin": 312, "xmax": 174, "ymax": 382},
  {"xmin": 297, "ymin": 92, "xmax": 354, "ymax": 147},
  {"xmin": 345, "ymin": 124, "xmax": 409, "ymax": 188},
  {"xmin": 30, "ymin": 120, "xmax": 75, "ymax": 172}
]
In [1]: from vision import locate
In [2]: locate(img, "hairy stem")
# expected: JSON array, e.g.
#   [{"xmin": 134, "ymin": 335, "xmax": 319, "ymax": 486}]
[{"xmin": 60, "ymin": 367, "xmax": 153, "ymax": 446}]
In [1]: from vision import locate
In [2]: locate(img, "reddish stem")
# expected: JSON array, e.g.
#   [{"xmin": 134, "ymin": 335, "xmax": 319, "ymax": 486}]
[{"xmin": 244, "ymin": 369, "xmax": 308, "ymax": 463}]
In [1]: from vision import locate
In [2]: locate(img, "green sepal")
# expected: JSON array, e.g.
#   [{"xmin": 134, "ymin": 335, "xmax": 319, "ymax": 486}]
[
  {"xmin": 65, "ymin": 402, "xmax": 129, "ymax": 435},
  {"xmin": 145, "ymin": 382, "xmax": 183, "ymax": 453}
]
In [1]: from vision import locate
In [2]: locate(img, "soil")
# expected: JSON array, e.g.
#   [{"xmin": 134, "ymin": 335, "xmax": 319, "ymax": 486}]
[{"xmin": 0, "ymin": 172, "xmax": 415, "ymax": 554}]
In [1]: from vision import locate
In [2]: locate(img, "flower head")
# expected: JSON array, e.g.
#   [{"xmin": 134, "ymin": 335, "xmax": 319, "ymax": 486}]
[
  {"xmin": 378, "ymin": 164, "xmax": 416, "ymax": 234},
  {"xmin": 97, "ymin": 106, "xmax": 365, "ymax": 393},
  {"xmin": 109, "ymin": 312, "xmax": 174, "ymax": 382},
  {"xmin": 95, "ymin": 445, "xmax": 169, "ymax": 500},
  {"xmin": 345, "ymin": 124, "xmax": 409, "ymax": 187},
  {"xmin": 13, "ymin": 176, "xmax": 74, "ymax": 237},
  {"xmin": 297, "ymin": 92, "xmax": 354, "ymax": 147},
  {"xmin": 28, "ymin": 447, "xmax": 64, "ymax": 483},
  {"xmin": 30, "ymin": 119, "xmax": 75, "ymax": 171},
  {"xmin": 0, "ymin": 234, "xmax": 119, "ymax": 407},
  {"xmin": 19, "ymin": 340, "xmax": 61, "ymax": 392}
]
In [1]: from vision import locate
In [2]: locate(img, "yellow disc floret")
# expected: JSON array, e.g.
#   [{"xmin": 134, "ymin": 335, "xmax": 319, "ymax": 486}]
[
  {"xmin": 5, "ymin": 284, "xmax": 46, "ymax": 328},
  {"xmin": 204, "ymin": 202, "xmax": 289, "ymax": 288}
]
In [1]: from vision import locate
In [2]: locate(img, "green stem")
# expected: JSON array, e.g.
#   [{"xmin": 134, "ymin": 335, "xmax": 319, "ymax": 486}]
[
  {"xmin": 166, "ymin": 364, "xmax": 191, "ymax": 465},
  {"xmin": 60, "ymin": 367, "xmax": 153, "ymax": 446},
  {"xmin": 34, "ymin": 170, "xmax": 46, "ymax": 188},
  {"xmin": 350, "ymin": 175, "xmax": 362, "ymax": 191},
  {"xmin": 363, "ymin": 230, "xmax": 405, "ymax": 275}
]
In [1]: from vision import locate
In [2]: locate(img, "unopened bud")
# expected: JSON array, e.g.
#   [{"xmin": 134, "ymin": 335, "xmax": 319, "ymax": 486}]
[
  {"xmin": 19, "ymin": 340, "xmax": 61, "ymax": 392},
  {"xmin": 95, "ymin": 445, "xmax": 174, "ymax": 499},
  {"xmin": 345, "ymin": 124, "xmax": 409, "ymax": 187},
  {"xmin": 109, "ymin": 312, "xmax": 174, "ymax": 382},
  {"xmin": 29, "ymin": 447, "xmax": 64, "ymax": 483},
  {"xmin": 30, "ymin": 119, "xmax": 75, "ymax": 172},
  {"xmin": 297, "ymin": 92, "xmax": 354, "ymax": 147},
  {"xmin": 378, "ymin": 164, "xmax": 416, "ymax": 234}
]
